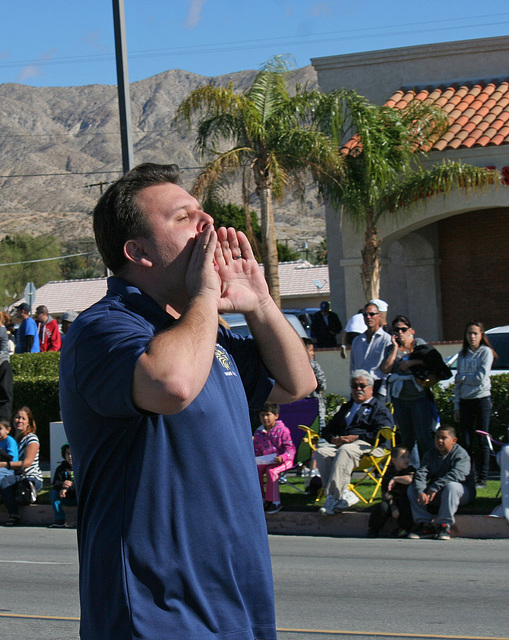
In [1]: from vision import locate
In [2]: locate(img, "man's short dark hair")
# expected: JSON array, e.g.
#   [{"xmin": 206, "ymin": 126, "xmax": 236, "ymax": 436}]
[
  {"xmin": 260, "ymin": 402, "xmax": 280, "ymax": 415},
  {"xmin": 35, "ymin": 305, "xmax": 48, "ymax": 315},
  {"xmin": 93, "ymin": 163, "xmax": 181, "ymax": 274}
]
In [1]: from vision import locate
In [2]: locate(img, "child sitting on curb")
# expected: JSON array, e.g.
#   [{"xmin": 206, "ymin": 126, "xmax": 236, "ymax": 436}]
[
  {"xmin": 367, "ymin": 445, "xmax": 415, "ymax": 537},
  {"xmin": 48, "ymin": 444, "xmax": 76, "ymax": 528}
]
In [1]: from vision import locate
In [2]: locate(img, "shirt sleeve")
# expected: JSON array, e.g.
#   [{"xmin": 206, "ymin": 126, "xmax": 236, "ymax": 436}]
[{"xmin": 70, "ymin": 312, "xmax": 151, "ymax": 418}]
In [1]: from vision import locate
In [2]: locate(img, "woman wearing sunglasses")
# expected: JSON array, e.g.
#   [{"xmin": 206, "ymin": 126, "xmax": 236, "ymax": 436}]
[{"xmin": 381, "ymin": 315, "xmax": 438, "ymax": 467}]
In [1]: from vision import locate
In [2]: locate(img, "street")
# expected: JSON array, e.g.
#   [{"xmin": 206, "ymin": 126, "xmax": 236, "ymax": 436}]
[{"xmin": 0, "ymin": 528, "xmax": 508, "ymax": 640}]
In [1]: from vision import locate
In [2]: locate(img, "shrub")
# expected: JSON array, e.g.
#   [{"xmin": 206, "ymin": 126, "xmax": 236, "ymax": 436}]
[
  {"xmin": 433, "ymin": 374, "xmax": 509, "ymax": 442},
  {"xmin": 11, "ymin": 352, "xmax": 61, "ymax": 460}
]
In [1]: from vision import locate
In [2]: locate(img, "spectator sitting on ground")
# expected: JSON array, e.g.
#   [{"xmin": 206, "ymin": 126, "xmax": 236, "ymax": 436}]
[
  {"xmin": 315, "ymin": 370, "xmax": 394, "ymax": 515},
  {"xmin": 0, "ymin": 420, "xmax": 18, "ymax": 484},
  {"xmin": 35, "ymin": 305, "xmax": 62, "ymax": 352},
  {"xmin": 253, "ymin": 402, "xmax": 296, "ymax": 514},
  {"xmin": 15, "ymin": 303, "xmax": 40, "ymax": 353},
  {"xmin": 0, "ymin": 406, "xmax": 43, "ymax": 526},
  {"xmin": 303, "ymin": 338, "xmax": 327, "ymax": 433},
  {"xmin": 61, "ymin": 310, "xmax": 78, "ymax": 336},
  {"xmin": 407, "ymin": 424, "xmax": 475, "ymax": 540},
  {"xmin": 48, "ymin": 444, "xmax": 76, "ymax": 528},
  {"xmin": 368, "ymin": 445, "xmax": 415, "ymax": 538},
  {"xmin": 310, "ymin": 301, "xmax": 342, "ymax": 348}
]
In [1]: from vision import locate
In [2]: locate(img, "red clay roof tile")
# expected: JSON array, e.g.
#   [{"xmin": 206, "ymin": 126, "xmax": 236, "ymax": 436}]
[{"xmin": 381, "ymin": 78, "xmax": 509, "ymax": 151}]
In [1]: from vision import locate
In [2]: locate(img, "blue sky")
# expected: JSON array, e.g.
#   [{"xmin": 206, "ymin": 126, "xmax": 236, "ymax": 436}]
[{"xmin": 1, "ymin": 0, "xmax": 509, "ymax": 87}]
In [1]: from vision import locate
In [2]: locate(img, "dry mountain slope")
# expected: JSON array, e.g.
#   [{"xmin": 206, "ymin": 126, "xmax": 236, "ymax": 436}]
[{"xmin": 0, "ymin": 65, "xmax": 325, "ymax": 249}]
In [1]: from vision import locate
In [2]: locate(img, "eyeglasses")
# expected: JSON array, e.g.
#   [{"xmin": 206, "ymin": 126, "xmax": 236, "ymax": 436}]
[
  {"xmin": 393, "ymin": 327, "xmax": 409, "ymax": 333},
  {"xmin": 363, "ymin": 312, "xmax": 379, "ymax": 317},
  {"xmin": 351, "ymin": 383, "xmax": 368, "ymax": 389}
]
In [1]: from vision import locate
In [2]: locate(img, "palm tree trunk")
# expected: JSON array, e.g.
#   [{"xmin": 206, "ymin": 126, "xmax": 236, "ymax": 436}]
[
  {"xmin": 361, "ymin": 213, "xmax": 381, "ymax": 301},
  {"xmin": 258, "ymin": 185, "xmax": 281, "ymax": 307},
  {"xmin": 242, "ymin": 169, "xmax": 262, "ymax": 262}
]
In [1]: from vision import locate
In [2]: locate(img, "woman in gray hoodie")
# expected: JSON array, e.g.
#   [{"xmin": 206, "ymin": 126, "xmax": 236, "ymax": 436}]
[{"xmin": 453, "ymin": 321, "xmax": 497, "ymax": 488}]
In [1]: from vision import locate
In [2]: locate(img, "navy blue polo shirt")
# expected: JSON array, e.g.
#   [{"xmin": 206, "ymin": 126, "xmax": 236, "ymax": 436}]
[{"xmin": 59, "ymin": 277, "xmax": 276, "ymax": 640}]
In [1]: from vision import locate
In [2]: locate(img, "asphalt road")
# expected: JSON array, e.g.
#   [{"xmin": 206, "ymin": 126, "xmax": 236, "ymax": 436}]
[{"xmin": 0, "ymin": 528, "xmax": 508, "ymax": 640}]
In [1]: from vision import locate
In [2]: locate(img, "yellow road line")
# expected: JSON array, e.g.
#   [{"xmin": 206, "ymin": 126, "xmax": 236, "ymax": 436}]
[
  {"xmin": 0, "ymin": 616, "xmax": 506, "ymax": 640},
  {"xmin": 0, "ymin": 613, "xmax": 79, "ymax": 621},
  {"xmin": 277, "ymin": 628, "xmax": 509, "ymax": 640}
]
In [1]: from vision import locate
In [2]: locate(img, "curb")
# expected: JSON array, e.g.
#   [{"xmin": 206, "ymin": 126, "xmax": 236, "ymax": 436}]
[
  {"xmin": 265, "ymin": 510, "xmax": 509, "ymax": 539},
  {"xmin": 2, "ymin": 505, "xmax": 508, "ymax": 539}
]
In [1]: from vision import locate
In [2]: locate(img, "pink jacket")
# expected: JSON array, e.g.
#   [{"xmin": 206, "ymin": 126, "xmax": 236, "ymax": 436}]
[{"xmin": 253, "ymin": 420, "xmax": 296, "ymax": 465}]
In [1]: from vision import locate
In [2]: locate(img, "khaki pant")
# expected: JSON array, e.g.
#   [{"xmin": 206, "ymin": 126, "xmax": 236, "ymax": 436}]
[{"xmin": 314, "ymin": 440, "xmax": 384, "ymax": 499}]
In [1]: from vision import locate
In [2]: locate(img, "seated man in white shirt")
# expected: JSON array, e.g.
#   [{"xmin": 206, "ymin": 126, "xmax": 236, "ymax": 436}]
[{"xmin": 315, "ymin": 370, "xmax": 394, "ymax": 515}]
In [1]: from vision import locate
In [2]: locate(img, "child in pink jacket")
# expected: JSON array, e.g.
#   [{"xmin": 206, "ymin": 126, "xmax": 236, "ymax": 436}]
[{"xmin": 253, "ymin": 402, "xmax": 296, "ymax": 514}]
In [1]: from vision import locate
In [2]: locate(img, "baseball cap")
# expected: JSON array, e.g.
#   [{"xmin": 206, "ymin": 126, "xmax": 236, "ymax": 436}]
[
  {"xmin": 16, "ymin": 303, "xmax": 31, "ymax": 313},
  {"xmin": 61, "ymin": 311, "xmax": 78, "ymax": 323}
]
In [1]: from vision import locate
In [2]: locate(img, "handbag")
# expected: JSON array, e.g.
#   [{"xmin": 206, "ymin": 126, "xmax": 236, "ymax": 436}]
[{"xmin": 14, "ymin": 476, "xmax": 37, "ymax": 505}]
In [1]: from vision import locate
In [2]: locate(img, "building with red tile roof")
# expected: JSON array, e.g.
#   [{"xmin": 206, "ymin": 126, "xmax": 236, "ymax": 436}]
[{"xmin": 312, "ymin": 36, "xmax": 509, "ymax": 340}]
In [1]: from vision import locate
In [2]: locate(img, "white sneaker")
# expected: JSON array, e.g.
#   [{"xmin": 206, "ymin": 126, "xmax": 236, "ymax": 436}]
[
  {"xmin": 319, "ymin": 495, "xmax": 339, "ymax": 515},
  {"xmin": 334, "ymin": 499, "xmax": 349, "ymax": 512},
  {"xmin": 342, "ymin": 489, "xmax": 360, "ymax": 507}
]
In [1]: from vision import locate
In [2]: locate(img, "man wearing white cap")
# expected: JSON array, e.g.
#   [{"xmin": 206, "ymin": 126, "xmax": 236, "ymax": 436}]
[{"xmin": 350, "ymin": 300, "xmax": 391, "ymax": 399}]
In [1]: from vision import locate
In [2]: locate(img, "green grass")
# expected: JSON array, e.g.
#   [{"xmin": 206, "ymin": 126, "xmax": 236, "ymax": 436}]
[{"xmin": 278, "ymin": 474, "xmax": 502, "ymax": 514}]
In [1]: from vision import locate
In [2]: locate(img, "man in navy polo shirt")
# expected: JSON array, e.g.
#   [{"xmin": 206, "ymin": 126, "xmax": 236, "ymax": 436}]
[{"xmin": 59, "ymin": 163, "xmax": 315, "ymax": 640}]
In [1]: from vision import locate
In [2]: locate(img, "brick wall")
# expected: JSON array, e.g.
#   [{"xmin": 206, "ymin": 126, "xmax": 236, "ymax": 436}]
[{"xmin": 438, "ymin": 209, "xmax": 509, "ymax": 340}]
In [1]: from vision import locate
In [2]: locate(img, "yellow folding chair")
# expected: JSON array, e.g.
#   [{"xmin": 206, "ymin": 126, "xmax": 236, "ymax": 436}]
[{"xmin": 347, "ymin": 426, "xmax": 397, "ymax": 504}]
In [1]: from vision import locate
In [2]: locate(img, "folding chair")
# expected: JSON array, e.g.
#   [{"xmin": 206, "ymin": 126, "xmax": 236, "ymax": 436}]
[{"xmin": 347, "ymin": 426, "xmax": 397, "ymax": 504}]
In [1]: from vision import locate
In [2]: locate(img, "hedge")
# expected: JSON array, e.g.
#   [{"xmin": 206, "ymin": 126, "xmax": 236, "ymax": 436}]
[
  {"xmin": 433, "ymin": 373, "xmax": 509, "ymax": 442},
  {"xmin": 11, "ymin": 352, "xmax": 61, "ymax": 460}
]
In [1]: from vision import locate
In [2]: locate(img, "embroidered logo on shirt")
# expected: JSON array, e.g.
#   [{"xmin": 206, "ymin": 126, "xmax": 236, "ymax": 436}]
[{"xmin": 215, "ymin": 344, "xmax": 237, "ymax": 376}]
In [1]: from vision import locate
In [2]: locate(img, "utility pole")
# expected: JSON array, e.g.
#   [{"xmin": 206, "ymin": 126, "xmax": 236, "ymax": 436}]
[{"xmin": 112, "ymin": 0, "xmax": 134, "ymax": 174}]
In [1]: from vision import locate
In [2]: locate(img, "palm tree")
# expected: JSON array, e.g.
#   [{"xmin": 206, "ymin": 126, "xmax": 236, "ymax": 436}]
[
  {"xmin": 174, "ymin": 56, "xmax": 343, "ymax": 307},
  {"xmin": 313, "ymin": 89, "xmax": 499, "ymax": 300}
]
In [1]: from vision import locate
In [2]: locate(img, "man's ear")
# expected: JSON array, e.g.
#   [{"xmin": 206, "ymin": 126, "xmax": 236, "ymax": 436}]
[{"xmin": 124, "ymin": 238, "xmax": 153, "ymax": 268}]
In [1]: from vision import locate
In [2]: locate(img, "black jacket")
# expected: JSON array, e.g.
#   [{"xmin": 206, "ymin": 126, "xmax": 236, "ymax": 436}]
[
  {"xmin": 52, "ymin": 460, "xmax": 76, "ymax": 498},
  {"xmin": 322, "ymin": 397, "xmax": 394, "ymax": 446}
]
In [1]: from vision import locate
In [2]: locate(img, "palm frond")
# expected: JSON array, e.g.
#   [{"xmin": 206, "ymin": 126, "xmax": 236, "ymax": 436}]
[
  {"xmin": 191, "ymin": 148, "xmax": 253, "ymax": 199},
  {"xmin": 381, "ymin": 161, "xmax": 499, "ymax": 223}
]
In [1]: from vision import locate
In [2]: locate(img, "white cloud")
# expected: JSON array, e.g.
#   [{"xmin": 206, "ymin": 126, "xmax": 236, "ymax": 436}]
[
  {"xmin": 310, "ymin": 2, "xmax": 331, "ymax": 17},
  {"xmin": 82, "ymin": 30, "xmax": 108, "ymax": 53},
  {"xmin": 16, "ymin": 49, "xmax": 56, "ymax": 82},
  {"xmin": 185, "ymin": 0, "xmax": 208, "ymax": 29}
]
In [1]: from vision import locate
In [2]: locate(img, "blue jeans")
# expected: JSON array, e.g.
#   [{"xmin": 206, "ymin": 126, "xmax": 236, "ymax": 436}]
[
  {"xmin": 50, "ymin": 489, "xmax": 77, "ymax": 522},
  {"xmin": 459, "ymin": 396, "xmax": 492, "ymax": 483},
  {"xmin": 408, "ymin": 481, "xmax": 473, "ymax": 525},
  {"xmin": 0, "ymin": 474, "xmax": 43, "ymax": 516},
  {"xmin": 392, "ymin": 394, "xmax": 436, "ymax": 467}
]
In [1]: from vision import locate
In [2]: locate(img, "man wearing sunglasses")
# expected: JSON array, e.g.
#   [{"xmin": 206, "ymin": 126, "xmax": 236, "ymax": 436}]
[
  {"xmin": 315, "ymin": 370, "xmax": 394, "ymax": 515},
  {"xmin": 350, "ymin": 301, "xmax": 392, "ymax": 400}
]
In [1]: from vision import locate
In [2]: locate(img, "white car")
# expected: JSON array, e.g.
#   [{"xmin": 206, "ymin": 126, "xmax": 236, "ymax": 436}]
[{"xmin": 445, "ymin": 324, "xmax": 509, "ymax": 377}]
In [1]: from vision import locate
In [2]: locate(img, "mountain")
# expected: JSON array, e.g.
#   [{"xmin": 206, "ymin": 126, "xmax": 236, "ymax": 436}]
[{"xmin": 0, "ymin": 65, "xmax": 326, "ymax": 252}]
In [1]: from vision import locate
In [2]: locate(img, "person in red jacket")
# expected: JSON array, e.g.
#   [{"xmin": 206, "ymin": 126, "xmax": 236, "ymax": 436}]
[{"xmin": 35, "ymin": 305, "xmax": 62, "ymax": 352}]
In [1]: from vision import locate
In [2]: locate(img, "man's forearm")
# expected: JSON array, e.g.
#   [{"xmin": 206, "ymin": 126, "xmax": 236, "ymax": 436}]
[{"xmin": 245, "ymin": 300, "xmax": 316, "ymax": 404}]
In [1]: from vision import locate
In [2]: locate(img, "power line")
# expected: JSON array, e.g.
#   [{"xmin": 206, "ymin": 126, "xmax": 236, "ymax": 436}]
[{"xmin": 0, "ymin": 251, "xmax": 92, "ymax": 268}]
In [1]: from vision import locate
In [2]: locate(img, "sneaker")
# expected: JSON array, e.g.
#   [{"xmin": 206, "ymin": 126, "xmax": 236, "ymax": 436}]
[
  {"xmin": 342, "ymin": 489, "xmax": 360, "ymax": 507},
  {"xmin": 48, "ymin": 522, "xmax": 67, "ymax": 528},
  {"xmin": 475, "ymin": 481, "xmax": 487, "ymax": 489},
  {"xmin": 408, "ymin": 522, "xmax": 435, "ymax": 539},
  {"xmin": 265, "ymin": 502, "xmax": 282, "ymax": 514},
  {"xmin": 4, "ymin": 515, "xmax": 20, "ymax": 527},
  {"xmin": 396, "ymin": 528, "xmax": 409, "ymax": 538},
  {"xmin": 319, "ymin": 495, "xmax": 339, "ymax": 515},
  {"xmin": 435, "ymin": 523, "xmax": 451, "ymax": 540},
  {"xmin": 333, "ymin": 499, "xmax": 350, "ymax": 512}
]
